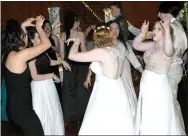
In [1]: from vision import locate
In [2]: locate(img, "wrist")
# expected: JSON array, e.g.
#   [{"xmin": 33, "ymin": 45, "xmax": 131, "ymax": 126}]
[{"xmin": 51, "ymin": 73, "xmax": 55, "ymax": 78}]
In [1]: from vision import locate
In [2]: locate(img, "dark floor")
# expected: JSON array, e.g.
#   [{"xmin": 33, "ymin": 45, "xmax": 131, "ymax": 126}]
[{"xmin": 1, "ymin": 121, "xmax": 79, "ymax": 136}]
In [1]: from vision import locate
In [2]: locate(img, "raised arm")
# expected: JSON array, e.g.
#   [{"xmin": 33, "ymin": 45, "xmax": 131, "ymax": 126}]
[
  {"xmin": 132, "ymin": 20, "xmax": 155, "ymax": 51},
  {"xmin": 127, "ymin": 21, "xmax": 152, "ymax": 39},
  {"xmin": 162, "ymin": 17, "xmax": 174, "ymax": 57},
  {"xmin": 18, "ymin": 15, "xmax": 51, "ymax": 62},
  {"xmin": 67, "ymin": 38, "xmax": 108, "ymax": 63}
]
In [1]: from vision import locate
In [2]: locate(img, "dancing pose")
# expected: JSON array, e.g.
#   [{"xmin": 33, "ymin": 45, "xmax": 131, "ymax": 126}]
[
  {"xmin": 67, "ymin": 24, "xmax": 135, "ymax": 135},
  {"xmin": 2, "ymin": 15, "xmax": 50, "ymax": 136},
  {"xmin": 133, "ymin": 16, "xmax": 186, "ymax": 135},
  {"xmin": 27, "ymin": 27, "xmax": 66, "ymax": 135}
]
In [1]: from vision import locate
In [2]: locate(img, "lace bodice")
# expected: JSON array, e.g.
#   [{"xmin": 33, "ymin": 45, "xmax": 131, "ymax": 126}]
[
  {"xmin": 144, "ymin": 48, "xmax": 172, "ymax": 74},
  {"xmin": 90, "ymin": 46, "xmax": 125, "ymax": 79}
]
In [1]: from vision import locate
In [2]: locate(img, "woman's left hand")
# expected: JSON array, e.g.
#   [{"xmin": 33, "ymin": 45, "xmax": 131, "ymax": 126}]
[{"xmin": 162, "ymin": 16, "xmax": 171, "ymax": 30}]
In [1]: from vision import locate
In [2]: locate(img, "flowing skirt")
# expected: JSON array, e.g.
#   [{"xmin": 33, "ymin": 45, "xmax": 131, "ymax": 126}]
[
  {"xmin": 135, "ymin": 70, "xmax": 186, "ymax": 135},
  {"xmin": 31, "ymin": 78, "xmax": 64, "ymax": 135},
  {"xmin": 79, "ymin": 75, "xmax": 135, "ymax": 135}
]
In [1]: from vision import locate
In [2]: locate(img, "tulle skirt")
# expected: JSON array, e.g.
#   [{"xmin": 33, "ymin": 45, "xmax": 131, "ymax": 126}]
[
  {"xmin": 31, "ymin": 78, "xmax": 64, "ymax": 135},
  {"xmin": 135, "ymin": 70, "xmax": 186, "ymax": 135}
]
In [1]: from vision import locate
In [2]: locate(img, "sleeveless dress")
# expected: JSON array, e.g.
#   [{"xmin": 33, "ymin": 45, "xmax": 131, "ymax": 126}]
[
  {"xmin": 61, "ymin": 33, "xmax": 91, "ymax": 122},
  {"xmin": 79, "ymin": 47, "xmax": 135, "ymax": 135},
  {"xmin": 3, "ymin": 51, "xmax": 44, "ymax": 136},
  {"xmin": 135, "ymin": 48, "xmax": 186, "ymax": 135},
  {"xmin": 31, "ymin": 53, "xmax": 64, "ymax": 135}
]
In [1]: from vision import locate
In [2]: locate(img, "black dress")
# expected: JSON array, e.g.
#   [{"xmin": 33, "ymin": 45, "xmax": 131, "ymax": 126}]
[
  {"xmin": 61, "ymin": 33, "xmax": 91, "ymax": 122},
  {"xmin": 3, "ymin": 51, "xmax": 44, "ymax": 136},
  {"xmin": 46, "ymin": 35, "xmax": 61, "ymax": 96}
]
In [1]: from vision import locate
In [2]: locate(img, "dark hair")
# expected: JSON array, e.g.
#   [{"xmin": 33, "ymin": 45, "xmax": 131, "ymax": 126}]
[
  {"xmin": 110, "ymin": 2, "xmax": 122, "ymax": 12},
  {"xmin": 27, "ymin": 26, "xmax": 37, "ymax": 46},
  {"xmin": 2, "ymin": 19, "xmax": 24, "ymax": 53},
  {"xmin": 158, "ymin": 2, "xmax": 184, "ymax": 18},
  {"xmin": 64, "ymin": 12, "xmax": 80, "ymax": 33},
  {"xmin": 107, "ymin": 20, "xmax": 128, "ymax": 50},
  {"xmin": 42, "ymin": 19, "xmax": 52, "ymax": 30}
]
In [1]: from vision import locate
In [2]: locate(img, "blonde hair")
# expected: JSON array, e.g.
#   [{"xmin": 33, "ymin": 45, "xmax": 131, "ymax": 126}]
[{"xmin": 93, "ymin": 25, "xmax": 113, "ymax": 48}]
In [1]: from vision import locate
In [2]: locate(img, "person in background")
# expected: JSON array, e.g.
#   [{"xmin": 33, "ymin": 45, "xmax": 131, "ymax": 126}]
[{"xmin": 42, "ymin": 20, "xmax": 62, "ymax": 97}]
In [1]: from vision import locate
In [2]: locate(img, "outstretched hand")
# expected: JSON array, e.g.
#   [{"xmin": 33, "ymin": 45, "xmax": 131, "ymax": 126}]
[{"xmin": 36, "ymin": 15, "xmax": 45, "ymax": 28}]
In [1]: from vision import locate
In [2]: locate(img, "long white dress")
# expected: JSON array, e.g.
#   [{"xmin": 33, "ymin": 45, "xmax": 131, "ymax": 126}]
[
  {"xmin": 31, "ymin": 79, "xmax": 64, "ymax": 135},
  {"xmin": 79, "ymin": 47, "xmax": 135, "ymax": 135},
  {"xmin": 135, "ymin": 48, "xmax": 186, "ymax": 135}
]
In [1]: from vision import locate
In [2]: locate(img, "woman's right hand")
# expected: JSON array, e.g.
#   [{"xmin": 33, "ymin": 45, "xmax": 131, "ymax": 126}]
[
  {"xmin": 84, "ymin": 77, "xmax": 91, "ymax": 89},
  {"xmin": 36, "ymin": 15, "xmax": 45, "ymax": 28},
  {"xmin": 21, "ymin": 17, "xmax": 36, "ymax": 28},
  {"xmin": 52, "ymin": 74, "xmax": 61, "ymax": 83},
  {"xmin": 141, "ymin": 20, "xmax": 149, "ymax": 34}
]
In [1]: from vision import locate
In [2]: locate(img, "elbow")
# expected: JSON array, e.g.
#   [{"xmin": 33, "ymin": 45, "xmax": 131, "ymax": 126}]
[{"xmin": 68, "ymin": 54, "xmax": 73, "ymax": 60}]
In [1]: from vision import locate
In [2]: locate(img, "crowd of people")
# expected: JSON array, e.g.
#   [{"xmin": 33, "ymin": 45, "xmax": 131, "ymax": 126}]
[{"xmin": 1, "ymin": 1, "xmax": 187, "ymax": 135}]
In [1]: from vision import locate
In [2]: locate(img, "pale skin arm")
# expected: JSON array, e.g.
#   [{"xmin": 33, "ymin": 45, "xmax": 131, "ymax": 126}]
[
  {"xmin": 17, "ymin": 16, "xmax": 51, "ymax": 62},
  {"xmin": 67, "ymin": 38, "xmax": 108, "ymax": 63},
  {"xmin": 162, "ymin": 17, "xmax": 174, "ymax": 57},
  {"xmin": 28, "ymin": 59, "xmax": 54, "ymax": 81}
]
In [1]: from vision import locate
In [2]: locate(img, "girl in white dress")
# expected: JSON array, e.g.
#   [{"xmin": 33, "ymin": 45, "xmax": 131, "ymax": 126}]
[
  {"xmin": 133, "ymin": 16, "xmax": 186, "ymax": 135},
  {"xmin": 66, "ymin": 24, "xmax": 135, "ymax": 135},
  {"xmin": 27, "ymin": 27, "xmax": 69, "ymax": 135}
]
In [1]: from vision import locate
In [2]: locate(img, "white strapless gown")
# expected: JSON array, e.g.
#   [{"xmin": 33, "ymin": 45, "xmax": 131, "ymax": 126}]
[{"xmin": 79, "ymin": 62, "xmax": 135, "ymax": 135}]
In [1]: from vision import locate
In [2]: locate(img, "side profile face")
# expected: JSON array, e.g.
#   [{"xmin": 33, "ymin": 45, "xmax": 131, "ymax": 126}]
[
  {"xmin": 32, "ymin": 32, "xmax": 41, "ymax": 46},
  {"xmin": 110, "ymin": 5, "xmax": 120, "ymax": 17},
  {"xmin": 72, "ymin": 20, "xmax": 80, "ymax": 29},
  {"xmin": 43, "ymin": 22, "xmax": 52, "ymax": 33},
  {"xmin": 110, "ymin": 22, "xmax": 120, "ymax": 39},
  {"xmin": 158, "ymin": 12, "xmax": 167, "ymax": 21},
  {"xmin": 152, "ymin": 21, "xmax": 164, "ymax": 42}
]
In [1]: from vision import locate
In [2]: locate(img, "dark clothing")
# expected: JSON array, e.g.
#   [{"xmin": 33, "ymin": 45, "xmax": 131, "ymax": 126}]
[
  {"xmin": 35, "ymin": 53, "xmax": 51, "ymax": 74},
  {"xmin": 60, "ymin": 33, "xmax": 92, "ymax": 122},
  {"xmin": 3, "ymin": 51, "xmax": 44, "ymax": 136},
  {"xmin": 46, "ymin": 35, "xmax": 61, "ymax": 96},
  {"xmin": 115, "ymin": 15, "xmax": 129, "ymax": 43}
]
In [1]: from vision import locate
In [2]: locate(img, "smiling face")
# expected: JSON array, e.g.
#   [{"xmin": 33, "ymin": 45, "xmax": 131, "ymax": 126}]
[
  {"xmin": 32, "ymin": 33, "xmax": 41, "ymax": 46},
  {"xmin": 110, "ymin": 22, "xmax": 120, "ymax": 39},
  {"xmin": 43, "ymin": 22, "xmax": 52, "ymax": 33},
  {"xmin": 152, "ymin": 21, "xmax": 164, "ymax": 42}
]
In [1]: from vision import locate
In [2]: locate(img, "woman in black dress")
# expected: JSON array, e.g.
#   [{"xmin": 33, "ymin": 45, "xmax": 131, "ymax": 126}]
[
  {"xmin": 59, "ymin": 12, "xmax": 90, "ymax": 127},
  {"xmin": 2, "ymin": 15, "xmax": 51, "ymax": 136}
]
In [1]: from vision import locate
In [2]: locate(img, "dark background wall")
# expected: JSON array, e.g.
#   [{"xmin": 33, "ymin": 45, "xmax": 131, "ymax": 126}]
[{"xmin": 1, "ymin": 1, "xmax": 160, "ymax": 31}]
